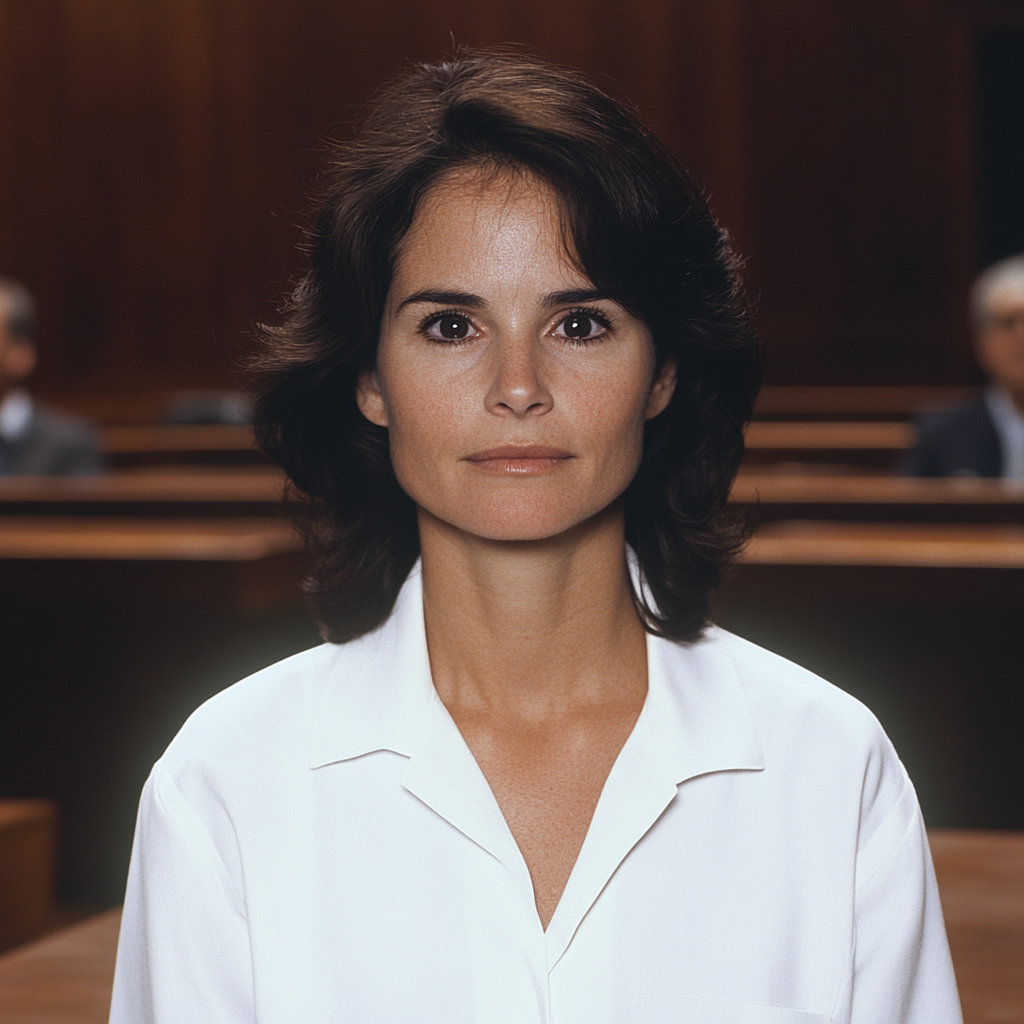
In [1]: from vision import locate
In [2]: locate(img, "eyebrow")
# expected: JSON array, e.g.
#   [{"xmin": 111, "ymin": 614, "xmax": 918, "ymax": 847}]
[
  {"xmin": 397, "ymin": 290, "xmax": 484, "ymax": 310},
  {"xmin": 397, "ymin": 288, "xmax": 610, "ymax": 310},
  {"xmin": 542, "ymin": 289, "xmax": 608, "ymax": 307}
]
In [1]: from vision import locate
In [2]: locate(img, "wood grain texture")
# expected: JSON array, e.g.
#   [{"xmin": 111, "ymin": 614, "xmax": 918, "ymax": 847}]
[
  {"xmin": 745, "ymin": 421, "xmax": 913, "ymax": 449},
  {"xmin": 97, "ymin": 424, "xmax": 268, "ymax": 467},
  {"xmin": 731, "ymin": 474, "xmax": 1024, "ymax": 525},
  {"xmin": 743, "ymin": 520, "xmax": 1024, "ymax": 568},
  {"xmin": 0, "ymin": 909, "xmax": 120, "ymax": 1024},
  {"xmin": 99, "ymin": 423, "xmax": 256, "ymax": 453},
  {"xmin": 0, "ymin": 801, "xmax": 57, "ymax": 953},
  {"xmin": 0, "ymin": 1, "xmax": 998, "ymax": 395},
  {"xmin": 930, "ymin": 829, "xmax": 1024, "ymax": 1024},
  {"xmin": 732, "ymin": 474, "xmax": 1024, "ymax": 505},
  {"xmin": 0, "ymin": 466, "xmax": 285, "ymax": 504},
  {"xmin": 753, "ymin": 385, "xmax": 982, "ymax": 418},
  {"xmin": 0, "ymin": 516, "xmax": 301, "ymax": 560}
]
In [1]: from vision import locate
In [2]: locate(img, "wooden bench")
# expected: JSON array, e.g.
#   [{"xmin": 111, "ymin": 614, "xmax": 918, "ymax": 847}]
[
  {"xmin": 742, "ymin": 520, "xmax": 1024, "ymax": 568},
  {"xmin": 0, "ymin": 802, "xmax": 57, "ymax": 953},
  {"xmin": 753, "ymin": 385, "xmax": 980, "ymax": 420},
  {"xmin": 0, "ymin": 515, "xmax": 306, "ymax": 610},
  {"xmin": 0, "ymin": 831, "xmax": 1018, "ymax": 1024},
  {"xmin": 0, "ymin": 516, "xmax": 301, "ymax": 562},
  {"xmin": 743, "ymin": 421, "xmax": 913, "ymax": 472},
  {"xmin": 731, "ymin": 473, "xmax": 1024, "ymax": 524},
  {"xmin": 99, "ymin": 424, "xmax": 266, "ymax": 467},
  {"xmin": 0, "ymin": 467, "xmax": 287, "ymax": 517},
  {"xmin": 30, "ymin": 393, "xmax": 262, "ymax": 467}
]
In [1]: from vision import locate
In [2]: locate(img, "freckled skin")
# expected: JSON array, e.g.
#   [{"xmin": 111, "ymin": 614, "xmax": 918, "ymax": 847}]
[{"xmin": 358, "ymin": 169, "xmax": 676, "ymax": 929}]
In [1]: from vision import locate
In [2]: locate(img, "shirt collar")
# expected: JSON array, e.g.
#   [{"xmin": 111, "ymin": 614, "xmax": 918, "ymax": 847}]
[
  {"xmin": 308, "ymin": 561, "xmax": 766, "ymax": 960},
  {"xmin": 309, "ymin": 560, "xmax": 765, "ymax": 784},
  {"xmin": 644, "ymin": 624, "xmax": 765, "ymax": 785},
  {"xmin": 0, "ymin": 389, "xmax": 33, "ymax": 443},
  {"xmin": 310, "ymin": 561, "xmax": 438, "ymax": 769}
]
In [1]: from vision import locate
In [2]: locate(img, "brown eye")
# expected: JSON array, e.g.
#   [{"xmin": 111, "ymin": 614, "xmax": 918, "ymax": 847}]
[
  {"xmin": 435, "ymin": 315, "xmax": 471, "ymax": 340},
  {"xmin": 564, "ymin": 315, "xmax": 595, "ymax": 338},
  {"xmin": 555, "ymin": 310, "xmax": 609, "ymax": 342},
  {"xmin": 420, "ymin": 310, "xmax": 479, "ymax": 343}
]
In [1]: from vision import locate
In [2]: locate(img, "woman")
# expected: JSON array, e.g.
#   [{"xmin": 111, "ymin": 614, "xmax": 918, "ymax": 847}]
[{"xmin": 110, "ymin": 50, "xmax": 961, "ymax": 1023}]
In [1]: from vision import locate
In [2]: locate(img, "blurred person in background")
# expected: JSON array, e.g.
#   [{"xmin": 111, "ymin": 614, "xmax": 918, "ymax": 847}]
[
  {"xmin": 904, "ymin": 254, "xmax": 1024, "ymax": 479},
  {"xmin": 0, "ymin": 277, "xmax": 103, "ymax": 475}
]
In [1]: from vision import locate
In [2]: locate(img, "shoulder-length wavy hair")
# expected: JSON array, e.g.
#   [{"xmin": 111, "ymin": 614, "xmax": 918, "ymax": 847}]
[{"xmin": 252, "ymin": 48, "xmax": 761, "ymax": 644}]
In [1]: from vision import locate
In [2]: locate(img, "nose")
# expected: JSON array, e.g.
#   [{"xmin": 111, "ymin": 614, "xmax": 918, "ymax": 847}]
[{"xmin": 484, "ymin": 334, "xmax": 553, "ymax": 417}]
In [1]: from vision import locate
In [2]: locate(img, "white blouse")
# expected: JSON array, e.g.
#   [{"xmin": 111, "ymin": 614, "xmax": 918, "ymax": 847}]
[{"xmin": 110, "ymin": 563, "xmax": 961, "ymax": 1023}]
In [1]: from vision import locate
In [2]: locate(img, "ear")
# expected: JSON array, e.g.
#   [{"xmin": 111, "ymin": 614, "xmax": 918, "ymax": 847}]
[
  {"xmin": 356, "ymin": 367, "xmax": 389, "ymax": 427},
  {"xmin": 645, "ymin": 358, "xmax": 677, "ymax": 420},
  {"xmin": 3, "ymin": 339, "xmax": 37, "ymax": 382}
]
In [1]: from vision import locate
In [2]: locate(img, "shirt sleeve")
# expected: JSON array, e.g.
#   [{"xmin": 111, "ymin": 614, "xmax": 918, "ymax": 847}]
[
  {"xmin": 108, "ymin": 763, "xmax": 255, "ymax": 1024},
  {"xmin": 849, "ymin": 764, "xmax": 962, "ymax": 1024}
]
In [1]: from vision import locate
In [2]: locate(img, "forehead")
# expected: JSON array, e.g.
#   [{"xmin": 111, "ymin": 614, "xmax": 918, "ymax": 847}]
[
  {"xmin": 393, "ymin": 167, "xmax": 582, "ymax": 284},
  {"xmin": 418, "ymin": 164, "xmax": 561, "ymax": 223}
]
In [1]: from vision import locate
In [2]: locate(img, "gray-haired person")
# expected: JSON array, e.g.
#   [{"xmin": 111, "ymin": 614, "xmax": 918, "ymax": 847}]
[
  {"xmin": 904, "ymin": 254, "xmax": 1024, "ymax": 479},
  {"xmin": 0, "ymin": 278, "xmax": 103, "ymax": 476}
]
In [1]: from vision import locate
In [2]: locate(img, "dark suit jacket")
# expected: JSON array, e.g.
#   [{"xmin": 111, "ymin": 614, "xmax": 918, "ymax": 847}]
[
  {"xmin": 0, "ymin": 403, "xmax": 104, "ymax": 475},
  {"xmin": 900, "ymin": 399, "xmax": 1003, "ymax": 478}
]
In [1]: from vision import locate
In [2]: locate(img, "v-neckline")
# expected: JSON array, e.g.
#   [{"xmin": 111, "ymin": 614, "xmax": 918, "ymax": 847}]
[{"xmin": 402, "ymin": 632, "xmax": 683, "ymax": 965}]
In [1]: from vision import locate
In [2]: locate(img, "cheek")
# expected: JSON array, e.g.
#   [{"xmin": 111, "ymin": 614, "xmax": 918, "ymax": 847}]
[
  {"xmin": 580, "ymin": 358, "xmax": 654, "ymax": 449},
  {"xmin": 595, "ymin": 389, "xmax": 649, "ymax": 471},
  {"xmin": 547, "ymin": 365, "xmax": 651, "ymax": 505},
  {"xmin": 379, "ymin": 367, "xmax": 468, "ymax": 488}
]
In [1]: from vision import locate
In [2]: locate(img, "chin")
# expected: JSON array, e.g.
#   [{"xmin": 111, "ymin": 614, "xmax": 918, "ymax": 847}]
[
  {"xmin": 465, "ymin": 521, "xmax": 575, "ymax": 543},
  {"xmin": 439, "ymin": 494, "xmax": 620, "ymax": 544}
]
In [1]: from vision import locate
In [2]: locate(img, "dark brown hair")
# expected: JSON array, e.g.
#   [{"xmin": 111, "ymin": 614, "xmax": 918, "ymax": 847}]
[{"xmin": 252, "ymin": 48, "xmax": 761, "ymax": 643}]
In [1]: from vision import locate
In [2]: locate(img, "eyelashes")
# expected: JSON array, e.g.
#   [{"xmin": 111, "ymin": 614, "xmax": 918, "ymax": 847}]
[
  {"xmin": 417, "ymin": 308, "xmax": 475, "ymax": 342},
  {"xmin": 555, "ymin": 305, "xmax": 612, "ymax": 345},
  {"xmin": 416, "ymin": 306, "xmax": 614, "ymax": 345}
]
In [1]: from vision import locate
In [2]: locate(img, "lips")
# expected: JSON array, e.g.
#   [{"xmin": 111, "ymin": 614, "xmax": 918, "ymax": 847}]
[{"xmin": 464, "ymin": 445, "xmax": 573, "ymax": 473}]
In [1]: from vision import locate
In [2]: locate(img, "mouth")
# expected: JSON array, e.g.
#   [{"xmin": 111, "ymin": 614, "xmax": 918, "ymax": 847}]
[{"xmin": 464, "ymin": 445, "xmax": 574, "ymax": 474}]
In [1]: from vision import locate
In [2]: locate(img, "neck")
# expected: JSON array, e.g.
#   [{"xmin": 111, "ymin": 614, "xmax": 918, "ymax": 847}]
[{"xmin": 419, "ymin": 502, "xmax": 648, "ymax": 721}]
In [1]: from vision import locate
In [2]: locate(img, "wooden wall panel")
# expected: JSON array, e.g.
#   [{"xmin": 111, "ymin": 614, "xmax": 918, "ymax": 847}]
[
  {"xmin": 737, "ymin": 0, "xmax": 989, "ymax": 384},
  {"xmin": 0, "ymin": 0, "xmax": 1003, "ymax": 395}
]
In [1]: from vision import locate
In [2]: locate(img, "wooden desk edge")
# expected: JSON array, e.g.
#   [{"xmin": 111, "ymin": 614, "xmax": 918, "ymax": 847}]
[{"xmin": 0, "ymin": 518, "xmax": 304, "ymax": 561}]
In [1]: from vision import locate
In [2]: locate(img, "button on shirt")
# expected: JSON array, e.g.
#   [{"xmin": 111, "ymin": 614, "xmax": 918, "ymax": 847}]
[{"xmin": 110, "ymin": 564, "xmax": 961, "ymax": 1023}]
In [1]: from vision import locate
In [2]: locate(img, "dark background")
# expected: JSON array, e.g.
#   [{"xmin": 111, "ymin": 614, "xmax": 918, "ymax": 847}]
[
  {"xmin": 0, "ymin": 0, "xmax": 1023, "ymax": 398},
  {"xmin": 978, "ymin": 25, "xmax": 1024, "ymax": 265}
]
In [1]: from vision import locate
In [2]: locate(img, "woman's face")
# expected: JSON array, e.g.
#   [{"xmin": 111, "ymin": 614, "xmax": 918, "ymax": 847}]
[{"xmin": 359, "ymin": 169, "xmax": 676, "ymax": 542}]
